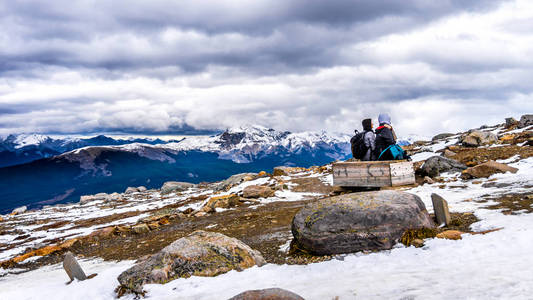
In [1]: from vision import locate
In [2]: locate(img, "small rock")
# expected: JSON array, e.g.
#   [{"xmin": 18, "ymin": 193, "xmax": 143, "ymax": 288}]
[
  {"xmin": 215, "ymin": 173, "xmax": 258, "ymax": 192},
  {"xmin": 423, "ymin": 176, "xmax": 435, "ymax": 184},
  {"xmin": 161, "ymin": 181, "xmax": 196, "ymax": 194},
  {"xmin": 443, "ymin": 149, "xmax": 456, "ymax": 158},
  {"xmin": 411, "ymin": 239, "xmax": 425, "ymax": 248},
  {"xmin": 125, "ymin": 187, "xmax": 139, "ymax": 194},
  {"xmin": 499, "ymin": 134, "xmax": 516, "ymax": 144},
  {"xmin": 420, "ymin": 156, "xmax": 467, "ymax": 177},
  {"xmin": 107, "ymin": 192, "xmax": 122, "ymax": 202},
  {"xmin": 10, "ymin": 206, "xmax": 27, "ymax": 215},
  {"xmin": 431, "ymin": 194, "xmax": 451, "ymax": 226},
  {"xmin": 117, "ymin": 230, "xmax": 265, "ymax": 294},
  {"xmin": 148, "ymin": 222, "xmax": 160, "ymax": 230},
  {"xmin": 90, "ymin": 226, "xmax": 116, "ymax": 239},
  {"xmin": 258, "ymin": 171, "xmax": 268, "ymax": 177},
  {"xmin": 131, "ymin": 224, "xmax": 150, "ymax": 234},
  {"xmin": 242, "ymin": 185, "xmax": 275, "ymax": 198},
  {"xmin": 228, "ymin": 288, "xmax": 305, "ymax": 300},
  {"xmin": 194, "ymin": 211, "xmax": 208, "ymax": 217},
  {"xmin": 272, "ymin": 166, "xmax": 306, "ymax": 177},
  {"xmin": 432, "ymin": 133, "xmax": 455, "ymax": 141},
  {"xmin": 436, "ymin": 230, "xmax": 463, "ymax": 240},
  {"xmin": 137, "ymin": 186, "xmax": 147, "ymax": 192},
  {"xmin": 461, "ymin": 131, "xmax": 498, "ymax": 147},
  {"xmin": 518, "ymin": 114, "xmax": 533, "ymax": 128},
  {"xmin": 80, "ymin": 193, "xmax": 109, "ymax": 204},
  {"xmin": 461, "ymin": 161, "xmax": 519, "ymax": 179},
  {"xmin": 203, "ymin": 194, "xmax": 241, "ymax": 211},
  {"xmin": 505, "ymin": 117, "xmax": 519, "ymax": 128},
  {"xmin": 63, "ymin": 252, "xmax": 88, "ymax": 281}
]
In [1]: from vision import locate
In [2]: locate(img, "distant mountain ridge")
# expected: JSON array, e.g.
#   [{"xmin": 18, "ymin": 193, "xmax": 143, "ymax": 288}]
[
  {"xmin": 0, "ymin": 133, "xmax": 184, "ymax": 168},
  {"xmin": 0, "ymin": 125, "xmax": 352, "ymax": 213}
]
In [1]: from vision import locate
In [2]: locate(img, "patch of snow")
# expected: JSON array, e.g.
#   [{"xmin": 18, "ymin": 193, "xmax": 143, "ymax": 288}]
[{"xmin": 411, "ymin": 151, "xmax": 435, "ymax": 162}]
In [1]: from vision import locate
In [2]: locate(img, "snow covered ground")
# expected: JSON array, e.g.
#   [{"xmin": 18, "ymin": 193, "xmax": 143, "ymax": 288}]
[
  {"xmin": 0, "ymin": 156, "xmax": 531, "ymax": 299},
  {"xmin": 0, "ymin": 124, "xmax": 532, "ymax": 300}
]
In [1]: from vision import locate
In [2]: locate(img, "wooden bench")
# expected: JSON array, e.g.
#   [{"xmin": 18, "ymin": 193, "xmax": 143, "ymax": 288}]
[{"xmin": 332, "ymin": 160, "xmax": 415, "ymax": 187}]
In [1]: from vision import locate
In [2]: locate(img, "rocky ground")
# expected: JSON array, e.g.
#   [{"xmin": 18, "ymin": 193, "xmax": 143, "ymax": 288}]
[{"xmin": 0, "ymin": 116, "xmax": 532, "ymax": 299}]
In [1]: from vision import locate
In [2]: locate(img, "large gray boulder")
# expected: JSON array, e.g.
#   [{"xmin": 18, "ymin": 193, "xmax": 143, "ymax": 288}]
[
  {"xmin": 461, "ymin": 130, "xmax": 498, "ymax": 147},
  {"xmin": 229, "ymin": 288, "xmax": 305, "ymax": 300},
  {"xmin": 117, "ymin": 230, "xmax": 266, "ymax": 294},
  {"xmin": 160, "ymin": 181, "xmax": 195, "ymax": 194},
  {"xmin": 291, "ymin": 191, "xmax": 434, "ymax": 255},
  {"xmin": 215, "ymin": 173, "xmax": 257, "ymax": 191},
  {"xmin": 420, "ymin": 156, "xmax": 467, "ymax": 177},
  {"xmin": 518, "ymin": 114, "xmax": 533, "ymax": 128}
]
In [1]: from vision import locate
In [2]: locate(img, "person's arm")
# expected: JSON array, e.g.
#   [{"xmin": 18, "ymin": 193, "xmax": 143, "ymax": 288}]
[{"xmin": 364, "ymin": 132, "xmax": 375, "ymax": 151}]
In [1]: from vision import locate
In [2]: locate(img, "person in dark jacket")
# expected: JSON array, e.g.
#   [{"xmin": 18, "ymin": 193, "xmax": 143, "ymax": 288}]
[
  {"xmin": 361, "ymin": 118, "xmax": 376, "ymax": 161},
  {"xmin": 374, "ymin": 113, "xmax": 397, "ymax": 160}
]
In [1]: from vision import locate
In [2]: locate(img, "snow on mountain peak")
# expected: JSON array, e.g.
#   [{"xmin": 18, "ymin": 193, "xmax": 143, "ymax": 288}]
[{"xmin": 13, "ymin": 134, "xmax": 51, "ymax": 149}]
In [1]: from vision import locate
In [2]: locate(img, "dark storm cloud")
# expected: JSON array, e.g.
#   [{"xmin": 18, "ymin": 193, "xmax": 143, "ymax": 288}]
[{"xmin": 0, "ymin": 0, "xmax": 508, "ymax": 75}]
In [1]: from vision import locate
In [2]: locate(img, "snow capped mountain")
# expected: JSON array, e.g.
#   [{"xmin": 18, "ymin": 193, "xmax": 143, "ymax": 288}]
[
  {"xmin": 0, "ymin": 126, "xmax": 354, "ymax": 212},
  {"xmin": 57, "ymin": 125, "xmax": 352, "ymax": 164},
  {"xmin": 0, "ymin": 133, "xmax": 184, "ymax": 168}
]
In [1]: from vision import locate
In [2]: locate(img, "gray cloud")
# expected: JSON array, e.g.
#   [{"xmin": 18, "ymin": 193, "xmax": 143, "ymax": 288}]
[{"xmin": 0, "ymin": 0, "xmax": 507, "ymax": 74}]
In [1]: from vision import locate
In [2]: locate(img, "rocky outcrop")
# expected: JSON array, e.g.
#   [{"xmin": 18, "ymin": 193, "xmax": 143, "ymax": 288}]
[
  {"xmin": 420, "ymin": 156, "xmax": 467, "ymax": 177},
  {"xmin": 161, "ymin": 181, "xmax": 195, "ymax": 194},
  {"xmin": 518, "ymin": 114, "xmax": 533, "ymax": 128},
  {"xmin": 291, "ymin": 191, "xmax": 434, "ymax": 255},
  {"xmin": 228, "ymin": 288, "xmax": 305, "ymax": 300},
  {"xmin": 117, "ymin": 230, "xmax": 265, "ymax": 294},
  {"xmin": 461, "ymin": 161, "xmax": 518, "ymax": 179},
  {"xmin": 215, "ymin": 173, "xmax": 258, "ymax": 191},
  {"xmin": 242, "ymin": 185, "xmax": 275, "ymax": 198},
  {"xmin": 461, "ymin": 131, "xmax": 498, "ymax": 147}
]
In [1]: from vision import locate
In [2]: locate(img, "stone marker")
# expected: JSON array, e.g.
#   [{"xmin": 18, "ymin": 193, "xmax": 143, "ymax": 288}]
[
  {"xmin": 431, "ymin": 193, "xmax": 451, "ymax": 226},
  {"xmin": 63, "ymin": 252, "xmax": 87, "ymax": 282}
]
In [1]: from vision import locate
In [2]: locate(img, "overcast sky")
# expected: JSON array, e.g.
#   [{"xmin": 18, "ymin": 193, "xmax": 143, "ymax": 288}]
[{"xmin": 1, "ymin": 0, "xmax": 532, "ymax": 137}]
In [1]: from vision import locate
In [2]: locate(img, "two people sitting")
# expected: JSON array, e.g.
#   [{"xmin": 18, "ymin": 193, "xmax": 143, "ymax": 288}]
[{"xmin": 351, "ymin": 113, "xmax": 408, "ymax": 161}]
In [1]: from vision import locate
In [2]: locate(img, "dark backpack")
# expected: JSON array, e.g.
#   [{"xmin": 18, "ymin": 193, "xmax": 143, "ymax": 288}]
[{"xmin": 350, "ymin": 130, "xmax": 369, "ymax": 159}]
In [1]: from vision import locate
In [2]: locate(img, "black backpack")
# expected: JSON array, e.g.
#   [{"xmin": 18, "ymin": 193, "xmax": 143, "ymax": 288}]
[{"xmin": 350, "ymin": 130, "xmax": 369, "ymax": 159}]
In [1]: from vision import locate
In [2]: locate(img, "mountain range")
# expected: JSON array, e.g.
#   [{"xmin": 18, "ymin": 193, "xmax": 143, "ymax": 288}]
[{"xmin": 0, "ymin": 126, "xmax": 352, "ymax": 213}]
